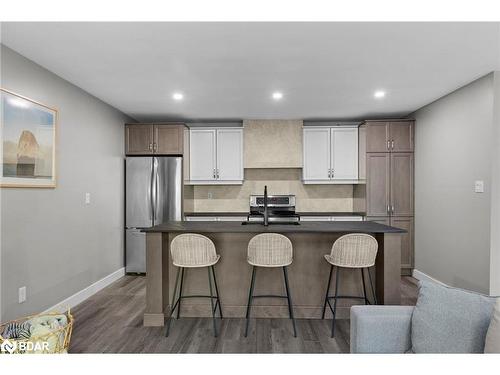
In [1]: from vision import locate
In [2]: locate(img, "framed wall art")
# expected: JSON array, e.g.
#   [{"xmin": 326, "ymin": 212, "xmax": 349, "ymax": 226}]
[{"xmin": 1, "ymin": 88, "xmax": 57, "ymax": 188}]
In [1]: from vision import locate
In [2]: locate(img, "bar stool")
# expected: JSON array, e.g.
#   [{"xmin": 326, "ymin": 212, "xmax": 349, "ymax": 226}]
[
  {"xmin": 244, "ymin": 233, "xmax": 297, "ymax": 337},
  {"xmin": 322, "ymin": 233, "xmax": 378, "ymax": 338},
  {"xmin": 165, "ymin": 233, "xmax": 223, "ymax": 337}
]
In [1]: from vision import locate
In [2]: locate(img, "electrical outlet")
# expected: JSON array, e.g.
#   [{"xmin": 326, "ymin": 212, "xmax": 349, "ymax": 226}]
[
  {"xmin": 474, "ymin": 180, "xmax": 484, "ymax": 193},
  {"xmin": 18, "ymin": 286, "xmax": 26, "ymax": 304},
  {"xmin": 85, "ymin": 192, "xmax": 91, "ymax": 204},
  {"xmin": 207, "ymin": 192, "xmax": 213, "ymax": 199}
]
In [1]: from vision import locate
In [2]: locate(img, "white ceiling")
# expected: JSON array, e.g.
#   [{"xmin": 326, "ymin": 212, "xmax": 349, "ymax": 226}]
[{"xmin": 2, "ymin": 22, "xmax": 500, "ymax": 122}]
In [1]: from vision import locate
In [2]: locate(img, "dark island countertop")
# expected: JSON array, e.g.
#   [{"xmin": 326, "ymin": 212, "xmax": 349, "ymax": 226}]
[
  {"xmin": 143, "ymin": 220, "xmax": 405, "ymax": 234},
  {"xmin": 184, "ymin": 211, "xmax": 366, "ymax": 217}
]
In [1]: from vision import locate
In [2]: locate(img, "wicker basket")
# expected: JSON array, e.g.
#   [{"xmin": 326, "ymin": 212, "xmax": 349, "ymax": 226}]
[{"xmin": 0, "ymin": 310, "xmax": 73, "ymax": 354}]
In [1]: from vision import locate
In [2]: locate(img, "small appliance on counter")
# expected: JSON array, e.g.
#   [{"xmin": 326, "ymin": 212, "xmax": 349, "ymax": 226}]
[
  {"xmin": 245, "ymin": 188, "xmax": 300, "ymax": 225},
  {"xmin": 125, "ymin": 156, "xmax": 182, "ymax": 273}
]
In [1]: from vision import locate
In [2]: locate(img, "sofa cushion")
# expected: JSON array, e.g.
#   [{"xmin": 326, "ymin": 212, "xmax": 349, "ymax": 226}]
[
  {"xmin": 484, "ymin": 298, "xmax": 500, "ymax": 353},
  {"xmin": 411, "ymin": 280, "xmax": 496, "ymax": 353}
]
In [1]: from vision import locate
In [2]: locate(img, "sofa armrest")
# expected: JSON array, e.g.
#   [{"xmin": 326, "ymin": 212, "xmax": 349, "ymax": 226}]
[{"xmin": 350, "ymin": 305, "xmax": 414, "ymax": 353}]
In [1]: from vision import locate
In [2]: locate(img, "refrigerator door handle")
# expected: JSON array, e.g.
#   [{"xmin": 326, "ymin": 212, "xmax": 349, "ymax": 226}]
[
  {"xmin": 148, "ymin": 174, "xmax": 153, "ymax": 221},
  {"xmin": 151, "ymin": 158, "xmax": 157, "ymax": 223},
  {"xmin": 155, "ymin": 168, "xmax": 159, "ymax": 222}
]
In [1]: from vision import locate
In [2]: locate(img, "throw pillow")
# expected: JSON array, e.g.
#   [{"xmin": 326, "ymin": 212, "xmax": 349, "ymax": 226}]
[{"xmin": 411, "ymin": 280, "xmax": 496, "ymax": 353}]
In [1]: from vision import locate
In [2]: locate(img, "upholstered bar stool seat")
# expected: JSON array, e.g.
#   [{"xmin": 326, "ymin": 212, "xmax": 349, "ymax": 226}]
[
  {"xmin": 166, "ymin": 234, "xmax": 223, "ymax": 337},
  {"xmin": 245, "ymin": 233, "xmax": 297, "ymax": 337},
  {"xmin": 322, "ymin": 233, "xmax": 378, "ymax": 338}
]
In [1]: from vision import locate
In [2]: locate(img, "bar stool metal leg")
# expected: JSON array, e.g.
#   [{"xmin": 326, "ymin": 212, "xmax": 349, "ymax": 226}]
[
  {"xmin": 165, "ymin": 267, "xmax": 182, "ymax": 337},
  {"xmin": 244, "ymin": 266, "xmax": 257, "ymax": 337},
  {"xmin": 361, "ymin": 268, "xmax": 368, "ymax": 305},
  {"xmin": 331, "ymin": 266, "xmax": 340, "ymax": 338},
  {"xmin": 283, "ymin": 266, "xmax": 297, "ymax": 337},
  {"xmin": 207, "ymin": 266, "xmax": 218, "ymax": 337},
  {"xmin": 176, "ymin": 268, "xmax": 186, "ymax": 319},
  {"xmin": 367, "ymin": 266, "xmax": 377, "ymax": 305},
  {"xmin": 211, "ymin": 265, "xmax": 223, "ymax": 318},
  {"xmin": 322, "ymin": 264, "xmax": 334, "ymax": 319}
]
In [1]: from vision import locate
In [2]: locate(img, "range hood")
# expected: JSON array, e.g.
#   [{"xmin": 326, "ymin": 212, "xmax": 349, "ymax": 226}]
[{"xmin": 243, "ymin": 120, "xmax": 303, "ymax": 169}]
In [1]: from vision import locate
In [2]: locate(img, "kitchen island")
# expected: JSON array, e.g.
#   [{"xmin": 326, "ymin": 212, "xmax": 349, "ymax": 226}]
[{"xmin": 142, "ymin": 221, "xmax": 405, "ymax": 326}]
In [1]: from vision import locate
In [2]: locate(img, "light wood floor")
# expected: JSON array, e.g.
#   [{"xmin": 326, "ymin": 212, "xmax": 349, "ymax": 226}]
[{"xmin": 69, "ymin": 275, "xmax": 419, "ymax": 353}]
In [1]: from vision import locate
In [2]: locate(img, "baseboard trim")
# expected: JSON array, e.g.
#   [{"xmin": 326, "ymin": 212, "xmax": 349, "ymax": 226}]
[
  {"xmin": 412, "ymin": 269, "xmax": 448, "ymax": 287},
  {"xmin": 44, "ymin": 268, "xmax": 125, "ymax": 314}
]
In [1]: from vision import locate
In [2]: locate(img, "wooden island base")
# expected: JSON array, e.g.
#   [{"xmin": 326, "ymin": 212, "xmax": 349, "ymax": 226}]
[{"xmin": 143, "ymin": 221, "xmax": 403, "ymax": 326}]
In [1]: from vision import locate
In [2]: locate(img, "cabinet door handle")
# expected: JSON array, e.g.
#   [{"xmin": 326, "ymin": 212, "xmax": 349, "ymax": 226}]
[
  {"xmin": 331, "ymin": 169, "xmax": 334, "ymax": 178},
  {"xmin": 153, "ymin": 142, "xmax": 157, "ymax": 151},
  {"xmin": 387, "ymin": 140, "xmax": 390, "ymax": 150},
  {"xmin": 387, "ymin": 205, "xmax": 390, "ymax": 214},
  {"xmin": 213, "ymin": 169, "xmax": 216, "ymax": 179},
  {"xmin": 328, "ymin": 169, "xmax": 331, "ymax": 178},
  {"xmin": 216, "ymin": 169, "xmax": 220, "ymax": 179},
  {"xmin": 148, "ymin": 143, "xmax": 153, "ymax": 151},
  {"xmin": 391, "ymin": 205, "xmax": 395, "ymax": 214},
  {"xmin": 391, "ymin": 140, "xmax": 394, "ymax": 150}
]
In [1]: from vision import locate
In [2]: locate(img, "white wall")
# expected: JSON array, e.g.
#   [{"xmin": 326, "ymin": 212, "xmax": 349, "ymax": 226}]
[
  {"xmin": 0, "ymin": 33, "xmax": 3, "ymax": 323},
  {"xmin": 490, "ymin": 72, "xmax": 500, "ymax": 295},
  {"xmin": 1, "ymin": 45, "xmax": 133, "ymax": 320},
  {"xmin": 412, "ymin": 73, "xmax": 495, "ymax": 294}
]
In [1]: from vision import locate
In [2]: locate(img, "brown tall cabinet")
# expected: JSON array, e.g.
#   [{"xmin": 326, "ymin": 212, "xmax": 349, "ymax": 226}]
[{"xmin": 355, "ymin": 120, "xmax": 415, "ymax": 275}]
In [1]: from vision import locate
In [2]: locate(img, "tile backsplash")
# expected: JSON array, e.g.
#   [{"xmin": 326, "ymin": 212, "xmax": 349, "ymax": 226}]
[{"xmin": 184, "ymin": 168, "xmax": 354, "ymax": 213}]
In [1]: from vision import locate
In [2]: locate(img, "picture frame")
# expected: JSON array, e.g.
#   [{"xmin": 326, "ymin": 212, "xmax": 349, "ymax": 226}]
[{"xmin": 1, "ymin": 88, "xmax": 58, "ymax": 188}]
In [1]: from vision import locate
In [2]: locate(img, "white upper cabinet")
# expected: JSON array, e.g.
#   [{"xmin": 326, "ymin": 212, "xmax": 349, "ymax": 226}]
[
  {"xmin": 190, "ymin": 129, "xmax": 217, "ymax": 181},
  {"xmin": 189, "ymin": 128, "xmax": 243, "ymax": 184},
  {"xmin": 303, "ymin": 126, "xmax": 359, "ymax": 184},
  {"xmin": 331, "ymin": 127, "xmax": 358, "ymax": 180},
  {"xmin": 216, "ymin": 129, "xmax": 243, "ymax": 181},
  {"xmin": 303, "ymin": 127, "xmax": 331, "ymax": 181}
]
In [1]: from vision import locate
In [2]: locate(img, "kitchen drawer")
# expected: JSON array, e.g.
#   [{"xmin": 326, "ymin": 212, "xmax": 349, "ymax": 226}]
[
  {"xmin": 300, "ymin": 215, "xmax": 364, "ymax": 221},
  {"xmin": 300, "ymin": 216, "xmax": 332, "ymax": 221},
  {"xmin": 185, "ymin": 216, "xmax": 218, "ymax": 221},
  {"xmin": 332, "ymin": 216, "xmax": 364, "ymax": 221},
  {"xmin": 217, "ymin": 216, "xmax": 247, "ymax": 221},
  {"xmin": 185, "ymin": 215, "xmax": 247, "ymax": 222}
]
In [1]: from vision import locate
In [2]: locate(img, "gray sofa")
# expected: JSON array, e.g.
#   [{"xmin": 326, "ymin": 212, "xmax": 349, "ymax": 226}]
[
  {"xmin": 350, "ymin": 305, "xmax": 414, "ymax": 353},
  {"xmin": 350, "ymin": 280, "xmax": 497, "ymax": 353}
]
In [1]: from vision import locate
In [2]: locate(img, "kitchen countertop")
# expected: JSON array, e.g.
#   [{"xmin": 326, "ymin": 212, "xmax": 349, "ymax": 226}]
[
  {"xmin": 184, "ymin": 211, "xmax": 366, "ymax": 216},
  {"xmin": 296, "ymin": 211, "xmax": 366, "ymax": 216},
  {"xmin": 184, "ymin": 212, "xmax": 248, "ymax": 216},
  {"xmin": 143, "ymin": 220, "xmax": 405, "ymax": 233}
]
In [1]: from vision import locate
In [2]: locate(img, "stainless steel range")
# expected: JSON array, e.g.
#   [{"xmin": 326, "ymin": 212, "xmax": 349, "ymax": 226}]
[{"xmin": 246, "ymin": 189, "xmax": 300, "ymax": 225}]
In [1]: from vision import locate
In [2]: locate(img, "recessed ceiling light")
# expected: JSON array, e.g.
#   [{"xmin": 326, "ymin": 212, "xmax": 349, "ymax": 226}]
[
  {"xmin": 374, "ymin": 90, "xmax": 386, "ymax": 99},
  {"xmin": 272, "ymin": 92, "xmax": 283, "ymax": 100},
  {"xmin": 172, "ymin": 92, "xmax": 184, "ymax": 101}
]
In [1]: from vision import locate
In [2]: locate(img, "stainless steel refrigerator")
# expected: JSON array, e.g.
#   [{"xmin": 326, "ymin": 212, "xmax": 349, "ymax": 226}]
[{"xmin": 125, "ymin": 157, "xmax": 182, "ymax": 273}]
